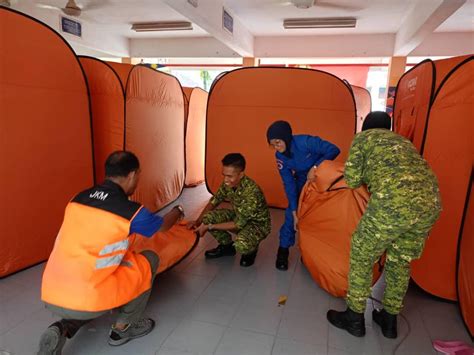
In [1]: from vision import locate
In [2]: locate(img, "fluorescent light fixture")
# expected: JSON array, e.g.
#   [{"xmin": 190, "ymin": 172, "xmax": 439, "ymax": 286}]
[
  {"xmin": 131, "ymin": 21, "xmax": 193, "ymax": 32},
  {"xmin": 283, "ymin": 17, "xmax": 357, "ymax": 29}
]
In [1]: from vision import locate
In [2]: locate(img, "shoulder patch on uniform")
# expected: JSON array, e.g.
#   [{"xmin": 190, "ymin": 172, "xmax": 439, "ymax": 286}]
[{"xmin": 276, "ymin": 159, "xmax": 284, "ymax": 170}]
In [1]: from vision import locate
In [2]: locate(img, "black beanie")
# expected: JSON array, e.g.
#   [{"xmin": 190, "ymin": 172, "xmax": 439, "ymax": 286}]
[
  {"xmin": 266, "ymin": 120, "xmax": 293, "ymax": 157},
  {"xmin": 361, "ymin": 111, "xmax": 392, "ymax": 131}
]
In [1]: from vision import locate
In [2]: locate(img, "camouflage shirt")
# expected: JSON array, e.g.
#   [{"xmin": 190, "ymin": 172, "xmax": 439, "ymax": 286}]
[
  {"xmin": 345, "ymin": 129, "xmax": 441, "ymax": 214},
  {"xmin": 210, "ymin": 175, "xmax": 271, "ymax": 233}
]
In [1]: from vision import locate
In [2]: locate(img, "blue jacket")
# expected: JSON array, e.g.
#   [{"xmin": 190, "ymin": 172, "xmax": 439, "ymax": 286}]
[{"xmin": 275, "ymin": 134, "xmax": 340, "ymax": 211}]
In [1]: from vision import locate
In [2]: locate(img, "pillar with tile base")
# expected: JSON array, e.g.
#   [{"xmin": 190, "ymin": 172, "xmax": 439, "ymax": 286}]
[
  {"xmin": 242, "ymin": 57, "xmax": 258, "ymax": 67},
  {"xmin": 385, "ymin": 56, "xmax": 407, "ymax": 116}
]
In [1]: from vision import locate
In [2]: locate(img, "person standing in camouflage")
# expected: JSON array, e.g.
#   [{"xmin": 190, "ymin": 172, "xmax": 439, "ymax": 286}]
[
  {"xmin": 190, "ymin": 153, "xmax": 271, "ymax": 267},
  {"xmin": 327, "ymin": 111, "xmax": 441, "ymax": 339}
]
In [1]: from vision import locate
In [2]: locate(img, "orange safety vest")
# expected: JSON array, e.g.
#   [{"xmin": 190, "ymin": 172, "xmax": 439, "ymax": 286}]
[{"xmin": 41, "ymin": 180, "xmax": 152, "ymax": 312}]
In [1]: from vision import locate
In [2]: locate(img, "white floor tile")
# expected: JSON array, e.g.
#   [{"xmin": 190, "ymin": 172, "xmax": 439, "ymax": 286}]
[
  {"xmin": 273, "ymin": 338, "xmax": 327, "ymax": 355},
  {"xmin": 215, "ymin": 327, "xmax": 274, "ymax": 355},
  {"xmin": 277, "ymin": 308, "xmax": 328, "ymax": 346},
  {"xmin": 328, "ymin": 323, "xmax": 382, "ymax": 354},
  {"xmin": 188, "ymin": 296, "xmax": 240, "ymax": 326},
  {"xmin": 231, "ymin": 302, "xmax": 284, "ymax": 335},
  {"xmin": 161, "ymin": 319, "xmax": 226, "ymax": 355}
]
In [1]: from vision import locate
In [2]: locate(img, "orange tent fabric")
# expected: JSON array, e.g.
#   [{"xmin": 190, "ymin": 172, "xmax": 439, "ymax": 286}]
[
  {"xmin": 124, "ymin": 66, "xmax": 185, "ymax": 211},
  {"xmin": 184, "ymin": 87, "xmax": 208, "ymax": 187},
  {"xmin": 183, "ymin": 87, "xmax": 193, "ymax": 119},
  {"xmin": 79, "ymin": 57, "xmax": 125, "ymax": 183},
  {"xmin": 392, "ymin": 60, "xmax": 435, "ymax": 152},
  {"xmin": 133, "ymin": 223, "xmax": 198, "ymax": 274},
  {"xmin": 350, "ymin": 85, "xmax": 371, "ymax": 132},
  {"xmin": 433, "ymin": 55, "xmax": 472, "ymax": 92},
  {"xmin": 298, "ymin": 161, "xmax": 381, "ymax": 297},
  {"xmin": 0, "ymin": 8, "xmax": 94, "ymax": 277},
  {"xmin": 411, "ymin": 57, "xmax": 474, "ymax": 301},
  {"xmin": 206, "ymin": 67, "xmax": 356, "ymax": 208},
  {"xmin": 457, "ymin": 178, "xmax": 474, "ymax": 337},
  {"xmin": 81, "ymin": 62, "xmax": 186, "ymax": 212}
]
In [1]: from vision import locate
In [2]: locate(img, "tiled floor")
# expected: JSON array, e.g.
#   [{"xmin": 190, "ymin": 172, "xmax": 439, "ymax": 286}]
[{"xmin": 0, "ymin": 184, "xmax": 472, "ymax": 355}]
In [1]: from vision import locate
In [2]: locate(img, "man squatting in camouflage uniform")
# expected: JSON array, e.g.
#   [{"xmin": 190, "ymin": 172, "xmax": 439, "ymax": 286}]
[
  {"xmin": 327, "ymin": 111, "xmax": 442, "ymax": 339},
  {"xmin": 190, "ymin": 153, "xmax": 271, "ymax": 267}
]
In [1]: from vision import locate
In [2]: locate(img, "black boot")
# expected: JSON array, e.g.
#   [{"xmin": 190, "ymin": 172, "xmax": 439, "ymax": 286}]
[
  {"xmin": 240, "ymin": 250, "xmax": 257, "ymax": 267},
  {"xmin": 275, "ymin": 247, "xmax": 289, "ymax": 271},
  {"xmin": 327, "ymin": 308, "xmax": 366, "ymax": 337},
  {"xmin": 372, "ymin": 308, "xmax": 397, "ymax": 339},
  {"xmin": 205, "ymin": 243, "xmax": 236, "ymax": 259}
]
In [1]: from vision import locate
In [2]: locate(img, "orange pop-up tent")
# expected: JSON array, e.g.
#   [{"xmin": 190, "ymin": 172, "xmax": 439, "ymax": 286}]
[
  {"xmin": 79, "ymin": 59, "xmax": 186, "ymax": 212},
  {"xmin": 79, "ymin": 59, "xmax": 197, "ymax": 275},
  {"xmin": 392, "ymin": 59, "xmax": 435, "ymax": 152},
  {"xmin": 79, "ymin": 57, "xmax": 125, "ymax": 183},
  {"xmin": 397, "ymin": 56, "xmax": 474, "ymax": 303},
  {"xmin": 0, "ymin": 8, "xmax": 94, "ymax": 277},
  {"xmin": 350, "ymin": 85, "xmax": 371, "ymax": 132},
  {"xmin": 392, "ymin": 56, "xmax": 474, "ymax": 306},
  {"xmin": 183, "ymin": 87, "xmax": 208, "ymax": 187},
  {"xmin": 298, "ymin": 161, "xmax": 382, "ymax": 297},
  {"xmin": 206, "ymin": 67, "xmax": 356, "ymax": 208}
]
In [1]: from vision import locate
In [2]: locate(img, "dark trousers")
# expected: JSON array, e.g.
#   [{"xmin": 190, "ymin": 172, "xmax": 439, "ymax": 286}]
[{"xmin": 45, "ymin": 250, "xmax": 159, "ymax": 338}]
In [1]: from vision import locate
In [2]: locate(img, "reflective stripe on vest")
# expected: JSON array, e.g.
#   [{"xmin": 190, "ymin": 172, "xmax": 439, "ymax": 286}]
[
  {"xmin": 98, "ymin": 239, "xmax": 129, "ymax": 256},
  {"xmin": 95, "ymin": 254, "xmax": 124, "ymax": 269}
]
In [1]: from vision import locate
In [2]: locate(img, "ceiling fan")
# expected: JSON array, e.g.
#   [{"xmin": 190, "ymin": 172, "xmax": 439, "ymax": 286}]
[
  {"xmin": 36, "ymin": 0, "xmax": 107, "ymax": 17},
  {"xmin": 276, "ymin": 0, "xmax": 366, "ymax": 11}
]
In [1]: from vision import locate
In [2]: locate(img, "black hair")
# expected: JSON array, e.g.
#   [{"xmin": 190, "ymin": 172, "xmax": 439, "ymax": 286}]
[
  {"xmin": 105, "ymin": 151, "xmax": 140, "ymax": 178},
  {"xmin": 222, "ymin": 153, "xmax": 246, "ymax": 171},
  {"xmin": 362, "ymin": 111, "xmax": 392, "ymax": 131}
]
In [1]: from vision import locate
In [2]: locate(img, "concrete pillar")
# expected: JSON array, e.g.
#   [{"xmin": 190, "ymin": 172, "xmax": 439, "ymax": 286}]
[
  {"xmin": 385, "ymin": 56, "xmax": 407, "ymax": 114},
  {"xmin": 242, "ymin": 57, "xmax": 258, "ymax": 67}
]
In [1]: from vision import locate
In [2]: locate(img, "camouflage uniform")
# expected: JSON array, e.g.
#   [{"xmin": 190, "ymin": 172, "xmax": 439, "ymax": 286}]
[
  {"xmin": 344, "ymin": 129, "xmax": 441, "ymax": 315},
  {"xmin": 202, "ymin": 176, "xmax": 271, "ymax": 255}
]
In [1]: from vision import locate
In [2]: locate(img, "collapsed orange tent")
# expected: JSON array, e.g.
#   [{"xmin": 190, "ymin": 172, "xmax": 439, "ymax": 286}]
[
  {"xmin": 133, "ymin": 223, "xmax": 198, "ymax": 274},
  {"xmin": 350, "ymin": 85, "xmax": 371, "ymax": 132},
  {"xmin": 80, "ymin": 59, "xmax": 186, "ymax": 212},
  {"xmin": 183, "ymin": 87, "xmax": 208, "ymax": 187},
  {"xmin": 411, "ymin": 57, "xmax": 474, "ymax": 302},
  {"xmin": 206, "ymin": 67, "xmax": 356, "ymax": 208},
  {"xmin": 0, "ymin": 8, "xmax": 94, "ymax": 277},
  {"xmin": 298, "ymin": 161, "xmax": 382, "ymax": 297}
]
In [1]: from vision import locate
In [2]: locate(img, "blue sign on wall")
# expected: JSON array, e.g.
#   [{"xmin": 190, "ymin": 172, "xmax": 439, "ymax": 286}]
[
  {"xmin": 222, "ymin": 8, "xmax": 233, "ymax": 34},
  {"xmin": 61, "ymin": 17, "xmax": 82, "ymax": 37}
]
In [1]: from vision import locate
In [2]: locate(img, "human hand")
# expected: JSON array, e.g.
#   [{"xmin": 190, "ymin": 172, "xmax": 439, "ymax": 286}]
[
  {"xmin": 292, "ymin": 211, "xmax": 298, "ymax": 231},
  {"xmin": 194, "ymin": 223, "xmax": 209, "ymax": 238},
  {"xmin": 187, "ymin": 220, "xmax": 199, "ymax": 229}
]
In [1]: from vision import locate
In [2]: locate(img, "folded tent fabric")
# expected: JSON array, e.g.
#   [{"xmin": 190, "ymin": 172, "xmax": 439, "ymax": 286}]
[
  {"xmin": 132, "ymin": 222, "xmax": 198, "ymax": 274},
  {"xmin": 298, "ymin": 160, "xmax": 382, "ymax": 297}
]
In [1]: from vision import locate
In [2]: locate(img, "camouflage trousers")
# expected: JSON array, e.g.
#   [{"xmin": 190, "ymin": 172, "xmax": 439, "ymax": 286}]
[
  {"xmin": 202, "ymin": 208, "xmax": 267, "ymax": 255},
  {"xmin": 346, "ymin": 203, "xmax": 440, "ymax": 315}
]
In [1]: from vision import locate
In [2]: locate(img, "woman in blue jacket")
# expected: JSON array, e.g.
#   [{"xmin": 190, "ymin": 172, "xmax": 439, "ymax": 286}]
[{"xmin": 267, "ymin": 120, "xmax": 340, "ymax": 270}]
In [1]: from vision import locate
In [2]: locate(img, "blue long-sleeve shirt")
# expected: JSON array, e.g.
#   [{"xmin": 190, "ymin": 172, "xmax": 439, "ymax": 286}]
[
  {"xmin": 275, "ymin": 134, "xmax": 340, "ymax": 211},
  {"xmin": 129, "ymin": 207, "xmax": 163, "ymax": 237}
]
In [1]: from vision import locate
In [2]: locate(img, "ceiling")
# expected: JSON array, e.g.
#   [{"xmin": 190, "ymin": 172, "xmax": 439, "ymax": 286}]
[{"xmin": 6, "ymin": 0, "xmax": 474, "ymax": 59}]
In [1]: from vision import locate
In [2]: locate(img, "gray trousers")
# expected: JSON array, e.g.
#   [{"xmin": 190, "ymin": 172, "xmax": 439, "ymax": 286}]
[{"xmin": 45, "ymin": 250, "xmax": 159, "ymax": 338}]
